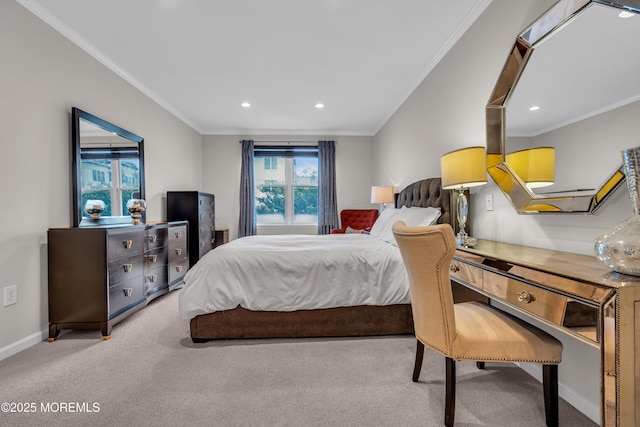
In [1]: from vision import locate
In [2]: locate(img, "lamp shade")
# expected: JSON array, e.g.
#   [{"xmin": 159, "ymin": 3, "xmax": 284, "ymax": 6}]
[
  {"xmin": 506, "ymin": 147, "xmax": 555, "ymax": 188},
  {"xmin": 371, "ymin": 186, "xmax": 395, "ymax": 204},
  {"xmin": 440, "ymin": 146, "xmax": 488, "ymax": 189}
]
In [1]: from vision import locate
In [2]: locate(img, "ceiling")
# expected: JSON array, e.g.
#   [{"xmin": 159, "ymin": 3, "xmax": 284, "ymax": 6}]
[{"xmin": 19, "ymin": 0, "xmax": 491, "ymax": 136}]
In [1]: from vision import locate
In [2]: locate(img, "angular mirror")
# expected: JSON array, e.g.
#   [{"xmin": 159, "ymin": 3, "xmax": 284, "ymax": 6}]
[
  {"xmin": 486, "ymin": 0, "xmax": 640, "ymax": 213},
  {"xmin": 71, "ymin": 107, "xmax": 145, "ymax": 227}
]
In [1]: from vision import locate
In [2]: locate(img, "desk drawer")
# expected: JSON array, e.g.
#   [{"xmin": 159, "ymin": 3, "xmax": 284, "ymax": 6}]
[
  {"xmin": 450, "ymin": 260, "xmax": 483, "ymax": 290},
  {"xmin": 483, "ymin": 271, "xmax": 568, "ymax": 325}
]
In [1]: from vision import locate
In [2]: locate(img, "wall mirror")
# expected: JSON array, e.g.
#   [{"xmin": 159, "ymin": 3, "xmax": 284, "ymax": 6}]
[
  {"xmin": 71, "ymin": 107, "xmax": 145, "ymax": 227},
  {"xmin": 486, "ymin": 0, "xmax": 640, "ymax": 213}
]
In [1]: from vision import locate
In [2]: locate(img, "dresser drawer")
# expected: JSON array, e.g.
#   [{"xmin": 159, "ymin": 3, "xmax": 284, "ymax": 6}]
[
  {"xmin": 199, "ymin": 223, "xmax": 215, "ymax": 240},
  {"xmin": 144, "ymin": 265, "xmax": 168, "ymax": 295},
  {"xmin": 169, "ymin": 258, "xmax": 189, "ymax": 284},
  {"xmin": 107, "ymin": 230, "xmax": 144, "ymax": 260},
  {"xmin": 483, "ymin": 270, "xmax": 568, "ymax": 325},
  {"xmin": 108, "ymin": 277, "xmax": 144, "ymax": 317},
  {"xmin": 168, "ymin": 225, "xmax": 187, "ymax": 244},
  {"xmin": 108, "ymin": 257, "xmax": 144, "ymax": 286},
  {"xmin": 144, "ymin": 247, "xmax": 168, "ymax": 269},
  {"xmin": 199, "ymin": 238, "xmax": 214, "ymax": 258},
  {"xmin": 198, "ymin": 194, "xmax": 215, "ymax": 211},
  {"xmin": 169, "ymin": 245, "xmax": 187, "ymax": 263},
  {"xmin": 145, "ymin": 228, "xmax": 168, "ymax": 250},
  {"xmin": 198, "ymin": 210, "xmax": 215, "ymax": 225}
]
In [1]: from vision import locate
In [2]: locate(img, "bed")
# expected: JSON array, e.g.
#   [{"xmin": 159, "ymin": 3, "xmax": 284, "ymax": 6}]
[{"xmin": 181, "ymin": 177, "xmax": 457, "ymax": 342}]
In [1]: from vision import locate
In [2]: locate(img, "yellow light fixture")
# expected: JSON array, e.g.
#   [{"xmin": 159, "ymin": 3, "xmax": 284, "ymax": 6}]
[
  {"xmin": 371, "ymin": 186, "xmax": 395, "ymax": 210},
  {"xmin": 440, "ymin": 146, "xmax": 487, "ymax": 246},
  {"xmin": 506, "ymin": 147, "xmax": 555, "ymax": 189}
]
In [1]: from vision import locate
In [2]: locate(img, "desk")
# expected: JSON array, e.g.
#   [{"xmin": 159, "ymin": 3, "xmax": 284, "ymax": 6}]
[{"xmin": 450, "ymin": 239, "xmax": 640, "ymax": 427}]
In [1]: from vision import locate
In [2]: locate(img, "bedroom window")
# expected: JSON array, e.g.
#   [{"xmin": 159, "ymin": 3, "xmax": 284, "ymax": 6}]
[{"xmin": 254, "ymin": 146, "xmax": 318, "ymax": 225}]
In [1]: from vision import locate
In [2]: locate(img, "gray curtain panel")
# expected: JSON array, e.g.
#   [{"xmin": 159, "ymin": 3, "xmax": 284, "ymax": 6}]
[
  {"xmin": 239, "ymin": 139, "xmax": 256, "ymax": 237},
  {"xmin": 317, "ymin": 140, "xmax": 338, "ymax": 234}
]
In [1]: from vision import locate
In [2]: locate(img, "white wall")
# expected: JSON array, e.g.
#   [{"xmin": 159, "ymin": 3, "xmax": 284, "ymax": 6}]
[
  {"xmin": 372, "ymin": 0, "xmax": 608, "ymax": 421},
  {"xmin": 201, "ymin": 135, "xmax": 374, "ymax": 240},
  {"xmin": 0, "ymin": 1, "xmax": 202, "ymax": 354}
]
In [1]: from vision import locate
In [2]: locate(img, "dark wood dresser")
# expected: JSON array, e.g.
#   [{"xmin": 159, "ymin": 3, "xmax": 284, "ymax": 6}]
[
  {"xmin": 47, "ymin": 221, "xmax": 188, "ymax": 340},
  {"xmin": 166, "ymin": 191, "xmax": 215, "ymax": 267}
]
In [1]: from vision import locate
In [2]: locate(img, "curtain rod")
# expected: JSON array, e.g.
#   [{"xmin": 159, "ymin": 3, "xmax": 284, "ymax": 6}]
[{"xmin": 238, "ymin": 140, "xmax": 321, "ymax": 145}]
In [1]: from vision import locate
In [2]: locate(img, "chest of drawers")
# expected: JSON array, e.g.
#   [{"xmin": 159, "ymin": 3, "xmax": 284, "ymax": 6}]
[
  {"xmin": 167, "ymin": 191, "xmax": 215, "ymax": 267},
  {"xmin": 47, "ymin": 221, "xmax": 188, "ymax": 340}
]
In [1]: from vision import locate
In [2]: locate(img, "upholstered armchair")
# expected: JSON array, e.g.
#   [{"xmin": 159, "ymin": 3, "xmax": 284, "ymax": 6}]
[{"xmin": 331, "ymin": 209, "xmax": 379, "ymax": 234}]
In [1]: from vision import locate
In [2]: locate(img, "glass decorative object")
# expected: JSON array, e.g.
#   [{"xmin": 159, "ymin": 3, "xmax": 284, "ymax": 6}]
[
  {"xmin": 126, "ymin": 198, "xmax": 146, "ymax": 225},
  {"xmin": 594, "ymin": 146, "xmax": 640, "ymax": 276},
  {"xmin": 84, "ymin": 200, "xmax": 106, "ymax": 219}
]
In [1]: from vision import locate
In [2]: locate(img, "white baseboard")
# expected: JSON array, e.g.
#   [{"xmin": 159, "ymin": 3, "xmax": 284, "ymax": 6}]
[
  {"xmin": 518, "ymin": 363, "xmax": 600, "ymax": 424},
  {"xmin": 0, "ymin": 328, "xmax": 47, "ymax": 362}
]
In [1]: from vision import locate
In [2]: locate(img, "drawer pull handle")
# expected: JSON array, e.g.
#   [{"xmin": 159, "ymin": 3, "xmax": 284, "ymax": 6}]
[
  {"xmin": 123, "ymin": 240, "xmax": 133, "ymax": 249},
  {"xmin": 147, "ymin": 235, "xmax": 157, "ymax": 243},
  {"xmin": 146, "ymin": 255, "xmax": 157, "ymax": 263},
  {"xmin": 175, "ymin": 266, "xmax": 183, "ymax": 273},
  {"xmin": 517, "ymin": 291, "xmax": 532, "ymax": 304},
  {"xmin": 174, "ymin": 231, "xmax": 182, "ymax": 238},
  {"xmin": 123, "ymin": 288, "xmax": 133, "ymax": 297},
  {"xmin": 450, "ymin": 264, "xmax": 460, "ymax": 273},
  {"xmin": 123, "ymin": 264, "xmax": 133, "ymax": 273},
  {"xmin": 147, "ymin": 275, "xmax": 157, "ymax": 283},
  {"xmin": 175, "ymin": 248, "xmax": 183, "ymax": 256}
]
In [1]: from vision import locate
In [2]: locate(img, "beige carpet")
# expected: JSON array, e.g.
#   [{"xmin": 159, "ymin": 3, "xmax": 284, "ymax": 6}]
[{"xmin": 0, "ymin": 290, "xmax": 596, "ymax": 426}]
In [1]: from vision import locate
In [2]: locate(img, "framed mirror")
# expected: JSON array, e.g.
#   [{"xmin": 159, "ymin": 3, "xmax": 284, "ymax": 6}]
[
  {"xmin": 71, "ymin": 107, "xmax": 145, "ymax": 227},
  {"xmin": 486, "ymin": 0, "xmax": 640, "ymax": 213}
]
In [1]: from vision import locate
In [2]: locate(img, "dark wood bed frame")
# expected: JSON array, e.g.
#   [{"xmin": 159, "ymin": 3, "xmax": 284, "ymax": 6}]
[{"xmin": 190, "ymin": 177, "xmax": 461, "ymax": 342}]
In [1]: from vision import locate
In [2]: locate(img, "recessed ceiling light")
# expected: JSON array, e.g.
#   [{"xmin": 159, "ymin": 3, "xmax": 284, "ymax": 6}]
[
  {"xmin": 315, "ymin": 103, "xmax": 325, "ymax": 109},
  {"xmin": 529, "ymin": 105, "xmax": 541, "ymax": 111},
  {"xmin": 618, "ymin": 10, "xmax": 635, "ymax": 18},
  {"xmin": 241, "ymin": 102, "xmax": 251, "ymax": 108}
]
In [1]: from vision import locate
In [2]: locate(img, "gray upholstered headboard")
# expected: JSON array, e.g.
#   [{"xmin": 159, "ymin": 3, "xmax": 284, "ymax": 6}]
[{"xmin": 395, "ymin": 177, "xmax": 463, "ymax": 231}]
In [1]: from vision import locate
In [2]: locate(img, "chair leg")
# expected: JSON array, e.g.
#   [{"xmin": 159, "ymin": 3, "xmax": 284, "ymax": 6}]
[
  {"xmin": 445, "ymin": 357, "xmax": 456, "ymax": 427},
  {"xmin": 413, "ymin": 340, "xmax": 425, "ymax": 382},
  {"xmin": 476, "ymin": 361, "xmax": 485, "ymax": 370},
  {"xmin": 543, "ymin": 364, "xmax": 559, "ymax": 427}
]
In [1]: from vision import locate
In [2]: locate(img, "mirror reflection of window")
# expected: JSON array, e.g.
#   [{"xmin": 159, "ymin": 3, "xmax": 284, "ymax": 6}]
[{"xmin": 80, "ymin": 156, "xmax": 140, "ymax": 217}]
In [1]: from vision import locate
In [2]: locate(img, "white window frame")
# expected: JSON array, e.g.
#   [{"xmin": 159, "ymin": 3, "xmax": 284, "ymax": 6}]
[{"xmin": 254, "ymin": 152, "xmax": 318, "ymax": 233}]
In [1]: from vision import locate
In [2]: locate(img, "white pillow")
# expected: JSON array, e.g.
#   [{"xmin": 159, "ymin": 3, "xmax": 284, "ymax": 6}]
[
  {"xmin": 369, "ymin": 208, "xmax": 398, "ymax": 239},
  {"xmin": 345, "ymin": 226, "xmax": 364, "ymax": 234},
  {"xmin": 378, "ymin": 206, "xmax": 442, "ymax": 246}
]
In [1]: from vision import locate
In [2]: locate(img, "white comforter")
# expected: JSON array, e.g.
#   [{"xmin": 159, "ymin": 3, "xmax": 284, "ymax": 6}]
[{"xmin": 178, "ymin": 233, "xmax": 409, "ymax": 320}]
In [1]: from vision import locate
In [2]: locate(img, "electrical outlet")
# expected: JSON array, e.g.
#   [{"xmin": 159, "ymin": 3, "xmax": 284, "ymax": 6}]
[
  {"xmin": 4, "ymin": 285, "xmax": 17, "ymax": 307},
  {"xmin": 485, "ymin": 194, "xmax": 494, "ymax": 211}
]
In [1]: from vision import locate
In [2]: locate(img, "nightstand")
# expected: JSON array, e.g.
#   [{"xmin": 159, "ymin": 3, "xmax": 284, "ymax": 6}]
[{"xmin": 214, "ymin": 228, "xmax": 229, "ymax": 248}]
